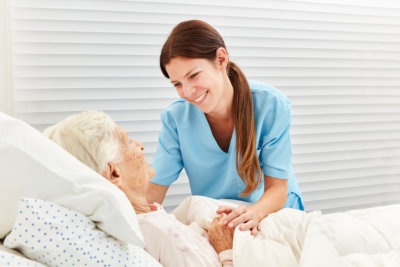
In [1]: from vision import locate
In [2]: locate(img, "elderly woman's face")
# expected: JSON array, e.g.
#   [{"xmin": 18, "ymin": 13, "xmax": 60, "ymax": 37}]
[{"xmin": 114, "ymin": 126, "xmax": 155, "ymax": 196}]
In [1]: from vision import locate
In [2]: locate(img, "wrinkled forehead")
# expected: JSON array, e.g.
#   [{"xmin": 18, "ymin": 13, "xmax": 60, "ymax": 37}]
[{"xmin": 113, "ymin": 126, "xmax": 128, "ymax": 144}]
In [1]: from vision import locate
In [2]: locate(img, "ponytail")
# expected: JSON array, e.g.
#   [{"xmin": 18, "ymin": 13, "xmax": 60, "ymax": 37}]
[{"xmin": 228, "ymin": 62, "xmax": 262, "ymax": 197}]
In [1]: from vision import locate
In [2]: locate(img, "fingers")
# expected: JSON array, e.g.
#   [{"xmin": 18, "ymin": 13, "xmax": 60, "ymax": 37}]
[
  {"xmin": 251, "ymin": 227, "xmax": 258, "ymax": 236},
  {"xmin": 216, "ymin": 205, "xmax": 261, "ymax": 236},
  {"xmin": 224, "ymin": 205, "xmax": 248, "ymax": 227},
  {"xmin": 223, "ymin": 205, "xmax": 247, "ymax": 225},
  {"xmin": 228, "ymin": 213, "xmax": 246, "ymax": 228},
  {"xmin": 216, "ymin": 205, "xmax": 234, "ymax": 214},
  {"xmin": 211, "ymin": 213, "xmax": 227, "ymax": 228},
  {"xmin": 218, "ymin": 213, "xmax": 227, "ymax": 221},
  {"xmin": 238, "ymin": 219, "xmax": 257, "ymax": 231},
  {"xmin": 210, "ymin": 216, "xmax": 219, "ymax": 227}
]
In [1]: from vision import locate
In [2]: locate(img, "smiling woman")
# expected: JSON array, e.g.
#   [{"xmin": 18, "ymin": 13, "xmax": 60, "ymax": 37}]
[
  {"xmin": 166, "ymin": 56, "xmax": 235, "ymax": 152},
  {"xmin": 147, "ymin": 20, "xmax": 304, "ymax": 236}
]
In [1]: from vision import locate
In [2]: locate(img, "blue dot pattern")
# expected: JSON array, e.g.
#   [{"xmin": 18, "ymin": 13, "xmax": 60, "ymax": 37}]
[
  {"xmin": 0, "ymin": 250, "xmax": 46, "ymax": 266},
  {"xmin": 4, "ymin": 198, "xmax": 162, "ymax": 267}
]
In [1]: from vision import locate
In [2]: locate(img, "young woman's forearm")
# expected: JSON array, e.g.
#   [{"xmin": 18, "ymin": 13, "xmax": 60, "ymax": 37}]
[{"xmin": 249, "ymin": 176, "xmax": 288, "ymax": 222}]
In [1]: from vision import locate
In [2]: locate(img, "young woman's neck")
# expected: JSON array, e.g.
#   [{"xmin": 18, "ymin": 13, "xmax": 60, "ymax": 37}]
[{"xmin": 206, "ymin": 75, "xmax": 234, "ymax": 122}]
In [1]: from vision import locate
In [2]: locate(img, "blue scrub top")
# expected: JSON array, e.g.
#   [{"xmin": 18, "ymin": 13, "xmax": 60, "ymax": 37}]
[{"xmin": 151, "ymin": 80, "xmax": 303, "ymax": 209}]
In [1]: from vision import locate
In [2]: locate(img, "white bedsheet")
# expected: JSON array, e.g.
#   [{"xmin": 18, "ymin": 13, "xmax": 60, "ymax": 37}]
[
  {"xmin": 172, "ymin": 196, "xmax": 400, "ymax": 267},
  {"xmin": 0, "ymin": 242, "xmax": 45, "ymax": 266}
]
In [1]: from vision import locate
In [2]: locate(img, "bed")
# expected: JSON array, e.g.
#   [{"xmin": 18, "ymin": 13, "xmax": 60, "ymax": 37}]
[
  {"xmin": 1, "ymin": 111, "xmax": 400, "ymax": 267},
  {"xmin": 2, "ymin": 197, "xmax": 400, "ymax": 267},
  {"xmin": 174, "ymin": 196, "xmax": 400, "ymax": 267}
]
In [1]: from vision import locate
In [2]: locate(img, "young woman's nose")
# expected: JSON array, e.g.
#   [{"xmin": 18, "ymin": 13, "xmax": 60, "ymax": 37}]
[{"xmin": 182, "ymin": 83, "xmax": 196, "ymax": 99}]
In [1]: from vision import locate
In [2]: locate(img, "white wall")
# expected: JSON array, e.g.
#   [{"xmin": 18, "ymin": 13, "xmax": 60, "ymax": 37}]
[
  {"xmin": 0, "ymin": 0, "xmax": 14, "ymax": 115},
  {"xmin": 5, "ymin": 0, "xmax": 400, "ymax": 212}
]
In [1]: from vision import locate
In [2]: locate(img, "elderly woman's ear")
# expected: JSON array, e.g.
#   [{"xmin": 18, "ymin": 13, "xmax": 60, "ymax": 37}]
[{"xmin": 102, "ymin": 162, "xmax": 123, "ymax": 190}]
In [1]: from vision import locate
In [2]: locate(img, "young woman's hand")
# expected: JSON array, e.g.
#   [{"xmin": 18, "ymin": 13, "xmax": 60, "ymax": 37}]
[
  {"xmin": 208, "ymin": 214, "xmax": 234, "ymax": 254},
  {"xmin": 216, "ymin": 205, "xmax": 260, "ymax": 236}
]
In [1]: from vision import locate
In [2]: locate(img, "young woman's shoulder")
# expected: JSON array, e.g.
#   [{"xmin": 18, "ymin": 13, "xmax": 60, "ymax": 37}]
[
  {"xmin": 160, "ymin": 98, "xmax": 194, "ymax": 125},
  {"xmin": 164, "ymin": 98, "xmax": 187, "ymax": 113},
  {"xmin": 249, "ymin": 80, "xmax": 290, "ymax": 108}
]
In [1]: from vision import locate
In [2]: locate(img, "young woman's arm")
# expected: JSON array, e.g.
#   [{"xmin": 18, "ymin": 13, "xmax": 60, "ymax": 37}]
[
  {"xmin": 146, "ymin": 183, "xmax": 169, "ymax": 204},
  {"xmin": 217, "ymin": 92, "xmax": 294, "ymax": 234}
]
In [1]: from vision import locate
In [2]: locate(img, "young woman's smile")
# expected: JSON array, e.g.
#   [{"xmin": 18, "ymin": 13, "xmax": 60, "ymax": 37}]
[
  {"xmin": 193, "ymin": 90, "xmax": 208, "ymax": 104},
  {"xmin": 165, "ymin": 56, "xmax": 232, "ymax": 117}
]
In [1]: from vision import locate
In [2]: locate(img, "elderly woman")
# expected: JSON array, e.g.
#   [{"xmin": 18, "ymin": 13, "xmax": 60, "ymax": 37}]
[{"xmin": 43, "ymin": 110, "xmax": 234, "ymax": 267}]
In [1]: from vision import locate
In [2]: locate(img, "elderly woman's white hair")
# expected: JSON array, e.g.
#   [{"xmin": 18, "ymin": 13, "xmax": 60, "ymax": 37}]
[
  {"xmin": 43, "ymin": 110, "xmax": 121, "ymax": 174},
  {"xmin": 44, "ymin": 110, "xmax": 151, "ymax": 214}
]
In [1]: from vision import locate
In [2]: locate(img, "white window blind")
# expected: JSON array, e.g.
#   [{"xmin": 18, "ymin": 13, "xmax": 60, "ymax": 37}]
[
  {"xmin": 0, "ymin": 0, "xmax": 14, "ymax": 115},
  {"xmin": 9, "ymin": 0, "xmax": 400, "ymax": 213}
]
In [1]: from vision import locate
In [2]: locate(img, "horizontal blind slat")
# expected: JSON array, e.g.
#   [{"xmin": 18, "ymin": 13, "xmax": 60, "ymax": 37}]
[{"xmin": 10, "ymin": 0, "xmax": 400, "ymax": 213}]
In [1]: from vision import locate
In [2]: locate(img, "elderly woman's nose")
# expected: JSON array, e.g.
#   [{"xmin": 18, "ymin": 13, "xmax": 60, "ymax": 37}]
[{"xmin": 136, "ymin": 141, "xmax": 144, "ymax": 151}]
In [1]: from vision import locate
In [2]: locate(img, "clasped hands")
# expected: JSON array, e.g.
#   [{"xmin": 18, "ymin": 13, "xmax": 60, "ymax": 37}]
[
  {"xmin": 217, "ymin": 205, "xmax": 260, "ymax": 235},
  {"xmin": 208, "ymin": 205, "xmax": 260, "ymax": 254}
]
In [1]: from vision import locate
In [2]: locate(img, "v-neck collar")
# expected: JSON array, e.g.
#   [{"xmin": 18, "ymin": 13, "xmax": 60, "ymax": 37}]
[{"xmin": 197, "ymin": 107, "xmax": 236, "ymax": 155}]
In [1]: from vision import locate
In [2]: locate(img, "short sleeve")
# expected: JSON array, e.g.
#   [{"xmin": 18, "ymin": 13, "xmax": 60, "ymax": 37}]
[
  {"xmin": 259, "ymin": 103, "xmax": 293, "ymax": 179},
  {"xmin": 151, "ymin": 110, "xmax": 183, "ymax": 186}
]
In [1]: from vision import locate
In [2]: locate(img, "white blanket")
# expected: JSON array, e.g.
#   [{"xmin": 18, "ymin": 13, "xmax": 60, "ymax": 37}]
[{"xmin": 172, "ymin": 196, "xmax": 400, "ymax": 267}]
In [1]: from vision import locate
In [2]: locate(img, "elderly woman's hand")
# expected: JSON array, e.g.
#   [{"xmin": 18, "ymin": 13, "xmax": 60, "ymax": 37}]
[
  {"xmin": 216, "ymin": 205, "xmax": 260, "ymax": 236},
  {"xmin": 208, "ymin": 214, "xmax": 234, "ymax": 254}
]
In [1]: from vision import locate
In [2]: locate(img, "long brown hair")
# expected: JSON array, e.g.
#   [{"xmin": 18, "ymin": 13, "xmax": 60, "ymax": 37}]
[{"xmin": 160, "ymin": 20, "xmax": 261, "ymax": 197}]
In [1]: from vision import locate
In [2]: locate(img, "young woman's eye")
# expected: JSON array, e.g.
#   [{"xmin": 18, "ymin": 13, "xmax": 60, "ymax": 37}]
[
  {"xmin": 173, "ymin": 82, "xmax": 181, "ymax": 88},
  {"xmin": 190, "ymin": 72, "xmax": 199, "ymax": 79}
]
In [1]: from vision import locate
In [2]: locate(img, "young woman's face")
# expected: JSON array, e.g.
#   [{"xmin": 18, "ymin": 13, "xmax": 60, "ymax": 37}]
[{"xmin": 165, "ymin": 57, "xmax": 226, "ymax": 114}]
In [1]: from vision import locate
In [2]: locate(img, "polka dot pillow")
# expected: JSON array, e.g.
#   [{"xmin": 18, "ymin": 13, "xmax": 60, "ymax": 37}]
[
  {"xmin": 0, "ymin": 250, "xmax": 46, "ymax": 267},
  {"xmin": 4, "ymin": 198, "xmax": 162, "ymax": 267}
]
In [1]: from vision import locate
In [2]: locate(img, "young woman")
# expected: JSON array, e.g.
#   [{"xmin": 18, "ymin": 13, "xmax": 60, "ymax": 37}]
[{"xmin": 147, "ymin": 20, "xmax": 304, "ymax": 234}]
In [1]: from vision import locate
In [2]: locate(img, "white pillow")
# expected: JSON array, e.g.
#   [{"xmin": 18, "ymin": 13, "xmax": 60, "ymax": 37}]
[
  {"xmin": 0, "ymin": 112, "xmax": 144, "ymax": 247},
  {"xmin": 4, "ymin": 198, "xmax": 161, "ymax": 266}
]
